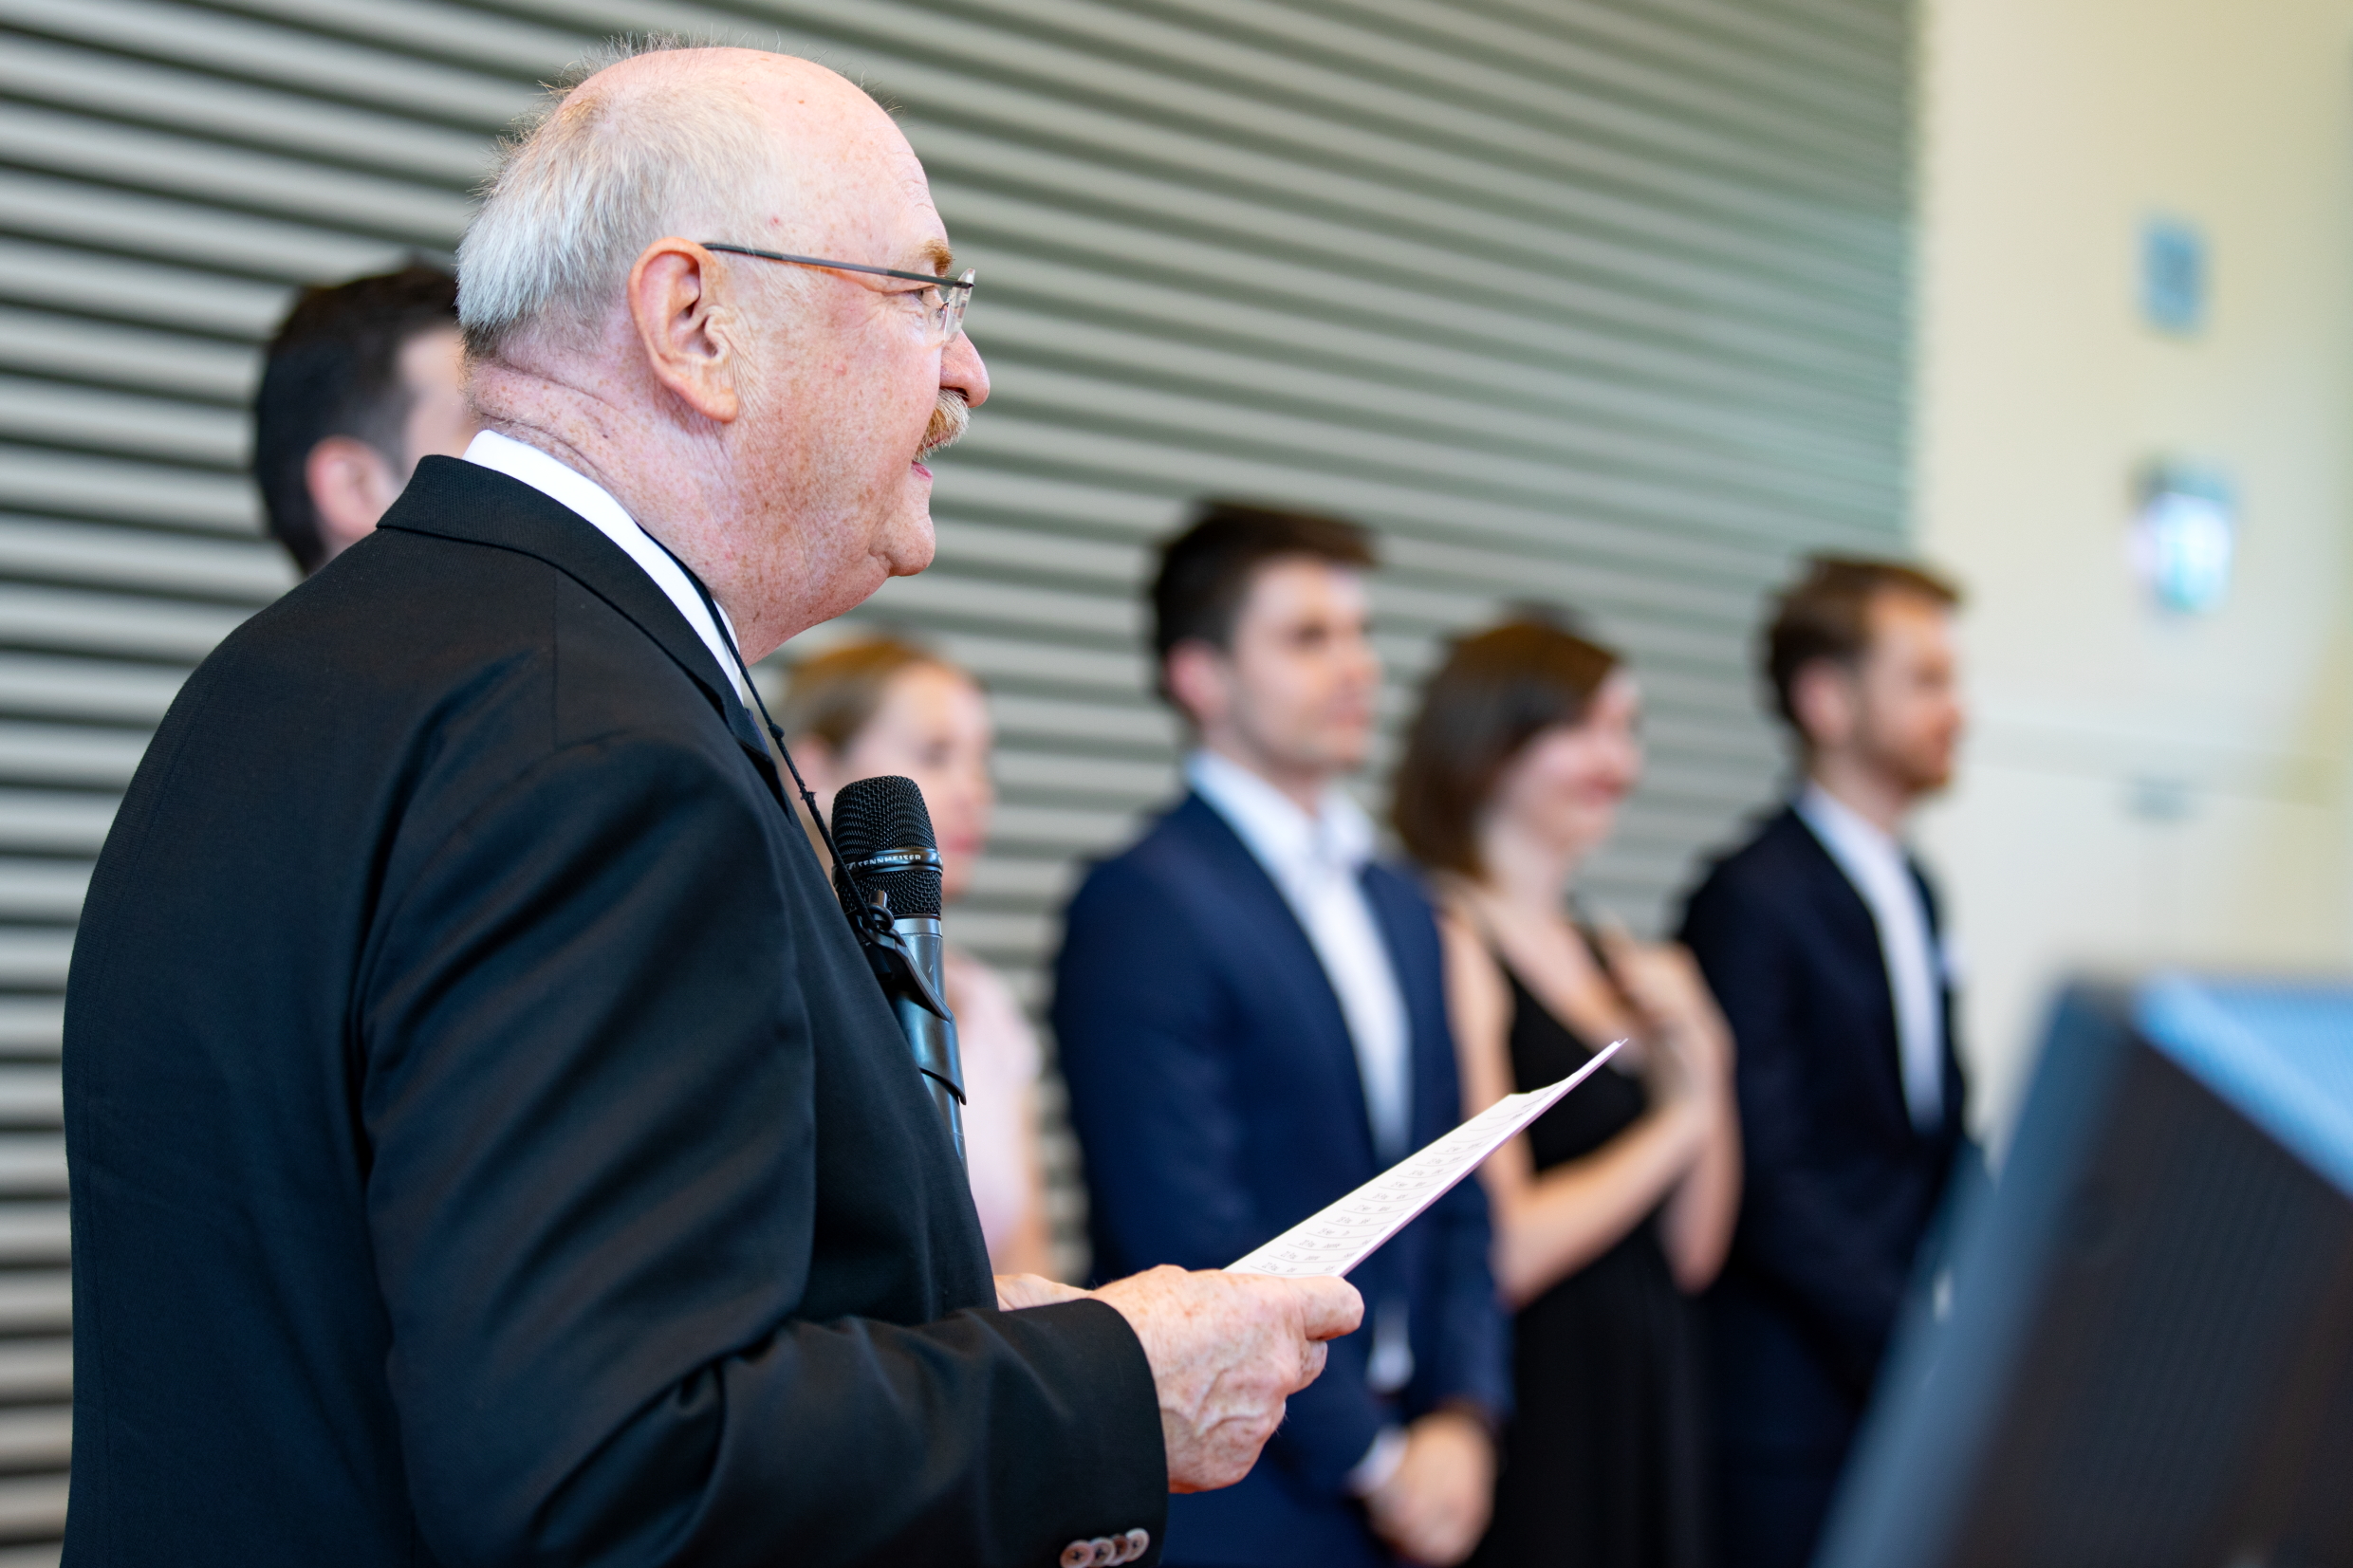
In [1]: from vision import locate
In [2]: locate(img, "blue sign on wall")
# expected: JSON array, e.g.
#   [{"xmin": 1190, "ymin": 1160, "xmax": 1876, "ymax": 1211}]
[{"xmin": 2141, "ymin": 215, "xmax": 2208, "ymax": 334}]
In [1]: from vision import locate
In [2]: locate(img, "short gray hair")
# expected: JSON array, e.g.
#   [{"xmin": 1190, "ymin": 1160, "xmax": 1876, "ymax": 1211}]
[{"xmin": 457, "ymin": 38, "xmax": 777, "ymax": 362}]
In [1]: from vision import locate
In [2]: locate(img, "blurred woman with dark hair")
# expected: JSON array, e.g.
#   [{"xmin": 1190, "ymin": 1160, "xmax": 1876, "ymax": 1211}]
[
  {"xmin": 1394, "ymin": 618, "xmax": 1741, "ymax": 1568},
  {"xmin": 782, "ymin": 636, "xmax": 1059, "ymax": 1280}
]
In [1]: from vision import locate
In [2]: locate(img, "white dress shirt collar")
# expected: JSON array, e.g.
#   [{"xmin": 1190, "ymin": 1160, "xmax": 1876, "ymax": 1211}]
[
  {"xmin": 460, "ymin": 430, "xmax": 750, "ymax": 704},
  {"xmin": 1795, "ymin": 781, "xmax": 1946, "ymax": 1130},
  {"xmin": 1184, "ymin": 747, "xmax": 1377, "ymax": 876}
]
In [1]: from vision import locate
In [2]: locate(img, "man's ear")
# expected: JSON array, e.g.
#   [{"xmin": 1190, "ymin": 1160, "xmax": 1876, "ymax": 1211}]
[
  {"xmin": 1162, "ymin": 641, "xmax": 1229, "ymax": 733},
  {"xmin": 305, "ymin": 435, "xmax": 402, "ymax": 561},
  {"xmin": 626, "ymin": 239, "xmax": 742, "ymax": 425},
  {"xmin": 1789, "ymin": 659, "xmax": 1857, "ymax": 754}
]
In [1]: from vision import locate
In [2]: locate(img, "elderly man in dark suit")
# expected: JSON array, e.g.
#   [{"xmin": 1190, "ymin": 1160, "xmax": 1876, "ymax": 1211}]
[
  {"xmin": 1677, "ymin": 556, "xmax": 1974, "ymax": 1568},
  {"xmin": 1057, "ymin": 504, "xmax": 1509, "ymax": 1568},
  {"xmin": 63, "ymin": 45, "xmax": 1357, "ymax": 1568}
]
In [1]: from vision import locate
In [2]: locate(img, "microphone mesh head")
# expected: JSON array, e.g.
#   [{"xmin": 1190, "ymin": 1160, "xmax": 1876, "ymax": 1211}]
[{"xmin": 830, "ymin": 774, "xmax": 944, "ymax": 917}]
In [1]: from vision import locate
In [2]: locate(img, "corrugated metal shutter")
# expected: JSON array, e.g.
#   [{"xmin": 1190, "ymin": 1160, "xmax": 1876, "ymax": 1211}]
[{"xmin": 0, "ymin": 0, "xmax": 1908, "ymax": 1550}]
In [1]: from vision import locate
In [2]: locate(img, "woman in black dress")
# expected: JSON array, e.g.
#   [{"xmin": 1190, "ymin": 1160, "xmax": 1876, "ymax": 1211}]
[{"xmin": 1393, "ymin": 618, "xmax": 1741, "ymax": 1568}]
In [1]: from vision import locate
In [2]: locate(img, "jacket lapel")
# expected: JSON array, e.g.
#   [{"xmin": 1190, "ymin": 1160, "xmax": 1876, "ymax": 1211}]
[
  {"xmin": 1167, "ymin": 794, "xmax": 1382, "ymax": 1170},
  {"xmin": 1778, "ymin": 806, "xmax": 1916, "ymax": 1137},
  {"xmin": 1359, "ymin": 868, "xmax": 1443, "ymax": 1147},
  {"xmin": 380, "ymin": 457, "xmax": 781, "ymax": 786}
]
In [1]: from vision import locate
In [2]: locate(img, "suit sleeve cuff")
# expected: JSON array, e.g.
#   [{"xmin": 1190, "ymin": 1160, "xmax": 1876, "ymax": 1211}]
[{"xmin": 984, "ymin": 1298, "xmax": 1169, "ymax": 1559}]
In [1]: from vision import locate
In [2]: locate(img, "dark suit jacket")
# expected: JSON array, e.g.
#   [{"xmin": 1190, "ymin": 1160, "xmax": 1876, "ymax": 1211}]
[
  {"xmin": 1054, "ymin": 794, "xmax": 1508, "ymax": 1568},
  {"xmin": 1677, "ymin": 804, "xmax": 1970, "ymax": 1454},
  {"xmin": 63, "ymin": 457, "xmax": 1164, "ymax": 1566}
]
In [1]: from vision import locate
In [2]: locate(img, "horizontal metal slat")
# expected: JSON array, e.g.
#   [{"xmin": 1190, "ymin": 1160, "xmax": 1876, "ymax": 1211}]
[
  {"xmin": 0, "ymin": 865, "xmax": 82, "ymax": 922},
  {"xmin": 0, "ymin": 1406, "xmax": 70, "ymax": 1470},
  {"xmin": 0, "ymin": 1003, "xmax": 57, "ymax": 1060},
  {"xmin": 0, "ymin": 792, "xmax": 119, "ymax": 857},
  {"xmin": 988, "ymin": 801, "xmax": 1150, "ymax": 853},
  {"xmin": 976, "ymin": 358, "xmax": 1893, "ymax": 529},
  {"xmin": 1101, "ymin": 0, "xmax": 1898, "ymax": 193},
  {"xmin": 0, "ymin": 443, "xmax": 254, "ymax": 535},
  {"xmin": 0, "ymin": 1473, "xmax": 68, "ymax": 1545},
  {"xmin": 0, "ymin": 1137, "xmax": 63, "ymax": 1197},
  {"xmin": 960, "ymin": 304, "xmax": 1901, "ymax": 522},
  {"xmin": 864, "ymin": 569, "xmax": 1139, "ymax": 643},
  {"xmin": 0, "ymin": 31, "xmax": 497, "ymax": 186},
  {"xmin": 0, "ymin": 167, "xmax": 405, "ymax": 288},
  {"xmin": 986, "ymin": 692, "xmax": 1174, "ymax": 752},
  {"xmin": 993, "ymin": 749, "xmax": 1174, "ymax": 802},
  {"xmin": 954, "ymin": 263, "xmax": 1895, "ymax": 496},
  {"xmin": 0, "ymin": 1276, "xmax": 69, "ymax": 1337},
  {"xmin": 0, "ymin": 304, "xmax": 254, "ymax": 404},
  {"xmin": 0, "ymin": 581, "xmax": 249, "ymax": 662},
  {"xmin": 0, "ymin": 101, "xmax": 472, "ymax": 249},
  {"xmin": 917, "ymin": 120, "xmax": 1901, "ymax": 344},
  {"xmin": 0, "ymin": 654, "xmax": 182, "ymax": 724},
  {"xmin": 936, "ymin": 186, "xmax": 1901, "ymax": 418},
  {"xmin": 0, "ymin": 238, "xmax": 292, "ymax": 341},
  {"xmin": 1372, "ymin": 0, "xmax": 1900, "ymax": 113},
  {"xmin": 0, "ymin": 374, "xmax": 244, "ymax": 470},
  {"xmin": 0, "ymin": 513, "xmax": 288, "ymax": 601},
  {"xmin": 0, "ymin": 1207, "xmax": 67, "ymax": 1264},
  {"xmin": 0, "ymin": 931, "xmax": 69, "ymax": 992},
  {"xmin": 0, "ymin": 724, "xmax": 146, "ymax": 789},
  {"xmin": 0, "ymin": 1337, "xmax": 66, "ymax": 1402},
  {"xmin": 0, "ymin": 0, "xmax": 542, "ymax": 127},
  {"xmin": 146, "ymin": 0, "xmax": 588, "ymax": 81}
]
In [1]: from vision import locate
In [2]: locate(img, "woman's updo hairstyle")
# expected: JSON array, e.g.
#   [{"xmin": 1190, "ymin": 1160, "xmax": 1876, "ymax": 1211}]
[{"xmin": 1392, "ymin": 617, "xmax": 1621, "ymax": 878}]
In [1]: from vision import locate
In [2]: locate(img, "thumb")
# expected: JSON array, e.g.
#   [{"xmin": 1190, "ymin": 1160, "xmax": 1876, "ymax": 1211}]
[{"xmin": 1287, "ymin": 1275, "xmax": 1364, "ymax": 1341}]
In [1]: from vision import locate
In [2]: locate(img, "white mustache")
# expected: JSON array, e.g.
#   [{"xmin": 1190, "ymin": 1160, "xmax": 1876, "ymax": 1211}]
[{"xmin": 918, "ymin": 391, "xmax": 970, "ymax": 460}]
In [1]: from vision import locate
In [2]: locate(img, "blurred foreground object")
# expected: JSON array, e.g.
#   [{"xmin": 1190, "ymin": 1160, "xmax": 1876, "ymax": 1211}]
[{"xmin": 1821, "ymin": 975, "xmax": 2353, "ymax": 1568}]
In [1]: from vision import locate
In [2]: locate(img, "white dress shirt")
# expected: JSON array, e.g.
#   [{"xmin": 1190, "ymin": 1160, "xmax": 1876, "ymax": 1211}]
[
  {"xmin": 1795, "ymin": 783, "xmax": 1945, "ymax": 1131},
  {"xmin": 1186, "ymin": 748, "xmax": 1417, "ymax": 1484},
  {"xmin": 1186, "ymin": 749, "xmax": 1413, "ymax": 1162},
  {"xmin": 461, "ymin": 430, "xmax": 750, "ymax": 705}
]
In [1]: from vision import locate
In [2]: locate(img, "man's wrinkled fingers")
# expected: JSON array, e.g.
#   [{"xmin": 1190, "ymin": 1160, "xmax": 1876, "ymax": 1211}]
[
  {"xmin": 1289, "ymin": 1274, "xmax": 1364, "ymax": 1339},
  {"xmin": 1297, "ymin": 1337, "xmax": 1327, "ymax": 1388}
]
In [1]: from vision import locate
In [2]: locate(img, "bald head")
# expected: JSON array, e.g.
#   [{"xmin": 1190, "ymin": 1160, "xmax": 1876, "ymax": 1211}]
[
  {"xmin": 459, "ymin": 46, "xmax": 921, "ymax": 364},
  {"xmin": 453, "ymin": 40, "xmax": 988, "ymax": 663}
]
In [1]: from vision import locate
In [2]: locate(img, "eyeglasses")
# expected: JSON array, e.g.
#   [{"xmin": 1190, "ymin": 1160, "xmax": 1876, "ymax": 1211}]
[{"xmin": 703, "ymin": 243, "xmax": 976, "ymax": 342}]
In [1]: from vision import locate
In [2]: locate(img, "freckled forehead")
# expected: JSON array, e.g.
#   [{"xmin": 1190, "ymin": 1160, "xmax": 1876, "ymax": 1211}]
[{"xmin": 745, "ymin": 65, "xmax": 949, "ymax": 264}]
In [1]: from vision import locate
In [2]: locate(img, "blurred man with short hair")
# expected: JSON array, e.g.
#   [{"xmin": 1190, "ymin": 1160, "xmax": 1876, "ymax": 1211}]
[
  {"xmin": 1677, "ymin": 556, "xmax": 1974, "ymax": 1568},
  {"xmin": 251, "ymin": 264, "xmax": 476, "ymax": 573},
  {"xmin": 1057, "ymin": 501, "xmax": 1509, "ymax": 1568}
]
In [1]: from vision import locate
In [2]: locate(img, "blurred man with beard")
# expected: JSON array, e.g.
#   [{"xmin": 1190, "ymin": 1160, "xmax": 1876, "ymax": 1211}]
[{"xmin": 1677, "ymin": 557, "xmax": 1974, "ymax": 1568}]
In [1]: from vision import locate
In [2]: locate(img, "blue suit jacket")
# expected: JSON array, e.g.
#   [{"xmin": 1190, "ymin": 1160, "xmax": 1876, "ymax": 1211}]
[
  {"xmin": 1677, "ymin": 805, "xmax": 1973, "ymax": 1458},
  {"xmin": 1055, "ymin": 793, "xmax": 1510, "ymax": 1567}
]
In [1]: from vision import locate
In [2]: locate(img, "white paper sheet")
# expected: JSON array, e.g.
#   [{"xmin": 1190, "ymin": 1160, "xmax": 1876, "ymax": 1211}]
[{"xmin": 1225, "ymin": 1038, "xmax": 1628, "ymax": 1279}]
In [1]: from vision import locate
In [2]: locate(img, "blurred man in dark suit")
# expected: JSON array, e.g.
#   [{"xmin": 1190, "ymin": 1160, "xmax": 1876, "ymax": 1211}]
[
  {"xmin": 65, "ymin": 45, "xmax": 1356, "ymax": 1567},
  {"xmin": 1057, "ymin": 503, "xmax": 1509, "ymax": 1568},
  {"xmin": 1677, "ymin": 556, "xmax": 1973, "ymax": 1568},
  {"xmin": 251, "ymin": 264, "xmax": 476, "ymax": 573}
]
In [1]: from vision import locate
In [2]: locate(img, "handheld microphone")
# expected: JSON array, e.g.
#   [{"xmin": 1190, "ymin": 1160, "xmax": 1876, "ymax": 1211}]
[{"xmin": 830, "ymin": 775, "xmax": 966, "ymax": 1168}]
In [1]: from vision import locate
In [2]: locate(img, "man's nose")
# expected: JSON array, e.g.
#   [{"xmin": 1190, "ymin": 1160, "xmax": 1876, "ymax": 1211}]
[{"xmin": 943, "ymin": 332, "xmax": 990, "ymax": 410}]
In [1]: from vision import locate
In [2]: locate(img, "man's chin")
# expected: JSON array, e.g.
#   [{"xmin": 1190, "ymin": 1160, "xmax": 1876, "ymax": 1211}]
[{"xmin": 880, "ymin": 507, "xmax": 937, "ymax": 579}]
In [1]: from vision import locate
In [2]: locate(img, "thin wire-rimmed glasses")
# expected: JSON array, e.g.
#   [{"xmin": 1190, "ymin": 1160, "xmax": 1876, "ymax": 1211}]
[{"xmin": 703, "ymin": 243, "xmax": 976, "ymax": 342}]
